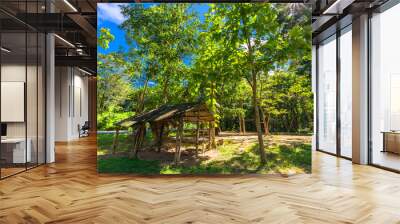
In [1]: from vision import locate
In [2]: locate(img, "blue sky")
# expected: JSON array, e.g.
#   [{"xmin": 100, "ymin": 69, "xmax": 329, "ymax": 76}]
[{"xmin": 97, "ymin": 3, "xmax": 210, "ymax": 54}]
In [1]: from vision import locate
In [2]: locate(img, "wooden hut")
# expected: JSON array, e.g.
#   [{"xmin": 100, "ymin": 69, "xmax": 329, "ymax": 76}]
[{"xmin": 113, "ymin": 102, "xmax": 215, "ymax": 164}]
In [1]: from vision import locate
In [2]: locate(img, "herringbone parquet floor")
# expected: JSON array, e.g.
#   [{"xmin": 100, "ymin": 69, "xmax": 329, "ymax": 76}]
[{"xmin": 1, "ymin": 136, "xmax": 400, "ymax": 224}]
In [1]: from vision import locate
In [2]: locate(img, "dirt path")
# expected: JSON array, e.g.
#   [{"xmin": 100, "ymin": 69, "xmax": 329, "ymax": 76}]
[
  {"xmin": 100, "ymin": 132, "xmax": 312, "ymax": 166},
  {"xmin": 217, "ymin": 132, "xmax": 311, "ymax": 147}
]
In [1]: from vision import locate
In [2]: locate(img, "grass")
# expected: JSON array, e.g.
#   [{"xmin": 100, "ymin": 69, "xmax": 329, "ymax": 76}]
[
  {"xmin": 97, "ymin": 133, "xmax": 132, "ymax": 154},
  {"xmin": 97, "ymin": 133, "xmax": 311, "ymax": 174},
  {"xmin": 98, "ymin": 157, "xmax": 161, "ymax": 174}
]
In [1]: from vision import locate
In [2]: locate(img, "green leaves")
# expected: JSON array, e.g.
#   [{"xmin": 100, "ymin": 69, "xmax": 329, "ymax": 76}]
[
  {"xmin": 98, "ymin": 28, "xmax": 115, "ymax": 50},
  {"xmin": 119, "ymin": 4, "xmax": 200, "ymax": 106},
  {"xmin": 260, "ymin": 71, "xmax": 313, "ymax": 132},
  {"xmin": 97, "ymin": 3, "xmax": 312, "ymax": 133}
]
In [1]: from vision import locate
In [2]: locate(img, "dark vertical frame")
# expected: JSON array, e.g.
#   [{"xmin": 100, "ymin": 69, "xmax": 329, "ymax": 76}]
[
  {"xmin": 73, "ymin": 68, "xmax": 75, "ymax": 118},
  {"xmin": 36, "ymin": 0, "xmax": 39, "ymax": 167},
  {"xmin": 336, "ymin": 27, "xmax": 341, "ymax": 157},
  {"xmin": 315, "ymin": 45, "xmax": 320, "ymax": 151},
  {"xmin": 367, "ymin": 11, "xmax": 373, "ymax": 165},
  {"xmin": 25, "ymin": 0, "xmax": 28, "ymax": 171},
  {"xmin": 69, "ymin": 69, "xmax": 71, "ymax": 117},
  {"xmin": 43, "ymin": 0, "xmax": 47, "ymax": 165},
  {"xmin": 44, "ymin": 0, "xmax": 47, "ymax": 164},
  {"xmin": 80, "ymin": 88, "xmax": 82, "ymax": 117},
  {"xmin": 59, "ymin": 68, "xmax": 62, "ymax": 117}
]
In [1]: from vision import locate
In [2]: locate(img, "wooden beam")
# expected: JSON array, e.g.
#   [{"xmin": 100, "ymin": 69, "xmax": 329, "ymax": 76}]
[
  {"xmin": 183, "ymin": 117, "xmax": 214, "ymax": 122},
  {"xmin": 208, "ymin": 122, "xmax": 211, "ymax": 150},
  {"xmin": 184, "ymin": 111, "xmax": 213, "ymax": 117}
]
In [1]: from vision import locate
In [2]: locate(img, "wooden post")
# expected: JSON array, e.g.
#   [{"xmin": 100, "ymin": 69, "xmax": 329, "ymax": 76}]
[
  {"xmin": 174, "ymin": 117, "xmax": 184, "ymax": 165},
  {"xmin": 201, "ymin": 123, "xmax": 205, "ymax": 155},
  {"xmin": 138, "ymin": 124, "xmax": 146, "ymax": 157},
  {"xmin": 112, "ymin": 128, "xmax": 120, "ymax": 155},
  {"xmin": 208, "ymin": 122, "xmax": 211, "ymax": 150},
  {"xmin": 131, "ymin": 124, "xmax": 145, "ymax": 158},
  {"xmin": 150, "ymin": 122, "xmax": 159, "ymax": 147},
  {"xmin": 158, "ymin": 123, "xmax": 164, "ymax": 153},
  {"xmin": 130, "ymin": 127, "xmax": 138, "ymax": 158},
  {"xmin": 195, "ymin": 112, "xmax": 200, "ymax": 157}
]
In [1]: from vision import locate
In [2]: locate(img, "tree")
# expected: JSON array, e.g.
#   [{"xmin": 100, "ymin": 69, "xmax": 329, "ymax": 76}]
[
  {"xmin": 219, "ymin": 79, "xmax": 251, "ymax": 133},
  {"xmin": 260, "ymin": 71, "xmax": 313, "ymax": 133},
  {"xmin": 97, "ymin": 3, "xmax": 312, "ymax": 164},
  {"xmin": 97, "ymin": 28, "xmax": 135, "ymax": 130},
  {"xmin": 120, "ymin": 4, "xmax": 199, "ymax": 110},
  {"xmin": 258, "ymin": 4, "xmax": 312, "ymax": 134},
  {"xmin": 207, "ymin": 3, "xmax": 290, "ymax": 164}
]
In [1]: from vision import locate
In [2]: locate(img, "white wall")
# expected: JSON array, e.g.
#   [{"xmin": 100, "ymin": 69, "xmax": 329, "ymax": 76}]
[
  {"xmin": 1, "ymin": 64, "xmax": 26, "ymax": 138},
  {"xmin": 55, "ymin": 67, "xmax": 69, "ymax": 141},
  {"xmin": 55, "ymin": 67, "xmax": 89, "ymax": 141}
]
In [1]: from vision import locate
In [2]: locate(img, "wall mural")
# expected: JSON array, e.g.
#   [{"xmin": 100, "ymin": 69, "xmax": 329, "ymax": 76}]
[{"xmin": 97, "ymin": 3, "xmax": 312, "ymax": 175}]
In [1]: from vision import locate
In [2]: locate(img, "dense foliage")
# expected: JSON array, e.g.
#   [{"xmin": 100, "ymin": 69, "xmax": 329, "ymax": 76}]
[{"xmin": 97, "ymin": 3, "xmax": 312, "ymax": 163}]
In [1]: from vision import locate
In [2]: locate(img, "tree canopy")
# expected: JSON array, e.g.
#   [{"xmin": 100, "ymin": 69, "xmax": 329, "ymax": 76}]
[{"xmin": 97, "ymin": 3, "xmax": 312, "ymax": 164}]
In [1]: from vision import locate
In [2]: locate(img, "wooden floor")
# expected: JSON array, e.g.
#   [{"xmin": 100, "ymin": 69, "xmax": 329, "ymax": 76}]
[
  {"xmin": 372, "ymin": 150, "xmax": 400, "ymax": 171},
  {"xmin": 1, "ymin": 136, "xmax": 400, "ymax": 223}
]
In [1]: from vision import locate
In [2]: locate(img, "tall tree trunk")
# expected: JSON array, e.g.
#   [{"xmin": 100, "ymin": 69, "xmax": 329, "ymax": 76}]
[
  {"xmin": 242, "ymin": 116, "xmax": 246, "ymax": 134},
  {"xmin": 252, "ymin": 71, "xmax": 266, "ymax": 165},
  {"xmin": 210, "ymin": 121, "xmax": 216, "ymax": 149},
  {"xmin": 240, "ymin": 101, "xmax": 246, "ymax": 134},
  {"xmin": 238, "ymin": 115, "xmax": 243, "ymax": 134},
  {"xmin": 162, "ymin": 77, "xmax": 169, "ymax": 104},
  {"xmin": 241, "ymin": 10, "xmax": 266, "ymax": 164},
  {"xmin": 246, "ymin": 42, "xmax": 266, "ymax": 164},
  {"xmin": 209, "ymin": 82, "xmax": 216, "ymax": 148},
  {"xmin": 137, "ymin": 77, "xmax": 150, "ymax": 113},
  {"xmin": 265, "ymin": 115, "xmax": 270, "ymax": 136},
  {"xmin": 260, "ymin": 107, "xmax": 270, "ymax": 136}
]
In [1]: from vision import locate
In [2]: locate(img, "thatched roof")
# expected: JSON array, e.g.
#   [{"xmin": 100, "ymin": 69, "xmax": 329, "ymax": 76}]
[{"xmin": 116, "ymin": 102, "xmax": 214, "ymax": 128}]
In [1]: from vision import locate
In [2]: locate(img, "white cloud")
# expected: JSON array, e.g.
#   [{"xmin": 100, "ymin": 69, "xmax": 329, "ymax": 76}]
[{"xmin": 97, "ymin": 3, "xmax": 128, "ymax": 25}]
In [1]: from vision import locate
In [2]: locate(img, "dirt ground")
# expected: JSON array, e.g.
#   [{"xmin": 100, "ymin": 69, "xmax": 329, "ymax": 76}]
[{"xmin": 99, "ymin": 132, "xmax": 312, "ymax": 167}]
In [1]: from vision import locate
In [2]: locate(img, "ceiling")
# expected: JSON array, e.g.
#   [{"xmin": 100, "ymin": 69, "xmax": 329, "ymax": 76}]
[
  {"xmin": 0, "ymin": 0, "xmax": 97, "ymax": 74},
  {"xmin": 311, "ymin": 0, "xmax": 390, "ymax": 43},
  {"xmin": 1, "ymin": 0, "xmax": 394, "ymax": 73}
]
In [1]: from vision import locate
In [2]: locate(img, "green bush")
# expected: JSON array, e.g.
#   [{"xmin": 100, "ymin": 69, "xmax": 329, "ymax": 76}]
[{"xmin": 97, "ymin": 106, "xmax": 134, "ymax": 130}]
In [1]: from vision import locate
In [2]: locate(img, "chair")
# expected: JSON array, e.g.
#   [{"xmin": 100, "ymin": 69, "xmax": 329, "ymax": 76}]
[{"xmin": 79, "ymin": 121, "xmax": 90, "ymax": 138}]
